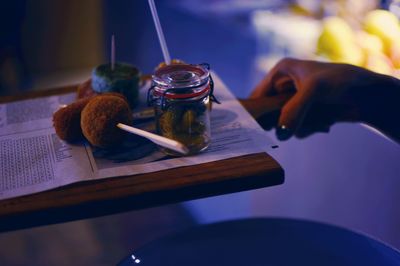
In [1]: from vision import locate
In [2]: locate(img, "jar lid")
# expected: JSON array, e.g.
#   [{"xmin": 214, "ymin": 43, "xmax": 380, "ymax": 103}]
[{"xmin": 152, "ymin": 64, "xmax": 210, "ymax": 99}]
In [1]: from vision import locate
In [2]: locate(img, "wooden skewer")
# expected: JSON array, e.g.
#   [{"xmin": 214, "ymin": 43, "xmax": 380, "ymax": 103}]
[{"xmin": 117, "ymin": 123, "xmax": 189, "ymax": 155}]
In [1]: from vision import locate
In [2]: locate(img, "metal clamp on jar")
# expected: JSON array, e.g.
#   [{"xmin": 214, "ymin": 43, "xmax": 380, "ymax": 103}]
[{"xmin": 148, "ymin": 63, "xmax": 219, "ymax": 156}]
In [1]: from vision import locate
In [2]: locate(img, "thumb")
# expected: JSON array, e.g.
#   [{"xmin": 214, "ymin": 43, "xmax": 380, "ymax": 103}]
[{"xmin": 276, "ymin": 90, "xmax": 314, "ymax": 141}]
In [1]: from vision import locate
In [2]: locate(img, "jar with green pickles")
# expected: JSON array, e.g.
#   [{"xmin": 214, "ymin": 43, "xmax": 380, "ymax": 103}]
[{"xmin": 148, "ymin": 63, "xmax": 218, "ymax": 156}]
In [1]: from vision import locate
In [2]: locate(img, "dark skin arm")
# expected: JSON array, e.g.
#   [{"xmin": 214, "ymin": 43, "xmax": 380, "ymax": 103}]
[{"xmin": 243, "ymin": 58, "xmax": 400, "ymax": 143}]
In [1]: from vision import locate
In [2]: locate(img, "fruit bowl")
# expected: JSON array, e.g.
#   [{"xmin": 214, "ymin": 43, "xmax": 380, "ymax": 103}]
[{"xmin": 317, "ymin": 10, "xmax": 400, "ymax": 77}]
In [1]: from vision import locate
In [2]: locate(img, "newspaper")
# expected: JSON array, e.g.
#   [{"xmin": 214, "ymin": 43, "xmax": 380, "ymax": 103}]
[{"xmin": 0, "ymin": 73, "xmax": 275, "ymax": 200}]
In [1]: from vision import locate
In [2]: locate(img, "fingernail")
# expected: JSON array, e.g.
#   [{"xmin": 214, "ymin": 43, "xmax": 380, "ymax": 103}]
[{"xmin": 276, "ymin": 125, "xmax": 293, "ymax": 141}]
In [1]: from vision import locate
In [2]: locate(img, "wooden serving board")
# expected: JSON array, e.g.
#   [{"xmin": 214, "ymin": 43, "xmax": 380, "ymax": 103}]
[{"xmin": 0, "ymin": 86, "xmax": 284, "ymax": 232}]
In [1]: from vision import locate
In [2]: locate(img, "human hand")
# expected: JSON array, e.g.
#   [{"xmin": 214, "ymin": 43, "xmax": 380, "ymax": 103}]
[{"xmin": 249, "ymin": 58, "xmax": 395, "ymax": 140}]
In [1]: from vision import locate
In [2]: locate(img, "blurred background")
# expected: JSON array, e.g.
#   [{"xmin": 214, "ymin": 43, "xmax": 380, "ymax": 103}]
[
  {"xmin": 4, "ymin": 0, "xmax": 400, "ymax": 96},
  {"xmin": 1, "ymin": 0, "xmax": 400, "ymax": 265}
]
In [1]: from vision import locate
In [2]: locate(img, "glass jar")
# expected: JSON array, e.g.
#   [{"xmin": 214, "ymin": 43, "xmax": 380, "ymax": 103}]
[{"xmin": 148, "ymin": 63, "xmax": 217, "ymax": 156}]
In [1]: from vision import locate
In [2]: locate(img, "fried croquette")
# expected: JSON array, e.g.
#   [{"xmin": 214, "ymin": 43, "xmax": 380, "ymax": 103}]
[
  {"xmin": 81, "ymin": 94, "xmax": 132, "ymax": 148},
  {"xmin": 103, "ymin": 92, "xmax": 128, "ymax": 102},
  {"xmin": 53, "ymin": 97, "xmax": 91, "ymax": 142},
  {"xmin": 77, "ymin": 79, "xmax": 98, "ymax": 100}
]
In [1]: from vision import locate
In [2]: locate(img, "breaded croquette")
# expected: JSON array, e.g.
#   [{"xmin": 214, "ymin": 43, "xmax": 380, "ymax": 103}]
[
  {"xmin": 81, "ymin": 94, "xmax": 132, "ymax": 148},
  {"xmin": 76, "ymin": 79, "xmax": 98, "ymax": 100},
  {"xmin": 53, "ymin": 97, "xmax": 91, "ymax": 142}
]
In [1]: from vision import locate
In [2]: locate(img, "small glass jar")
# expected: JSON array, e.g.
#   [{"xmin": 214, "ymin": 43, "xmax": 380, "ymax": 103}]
[{"xmin": 148, "ymin": 63, "xmax": 217, "ymax": 156}]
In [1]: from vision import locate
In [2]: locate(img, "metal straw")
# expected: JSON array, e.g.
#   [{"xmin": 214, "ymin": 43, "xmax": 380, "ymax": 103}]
[{"xmin": 148, "ymin": 0, "xmax": 171, "ymax": 65}]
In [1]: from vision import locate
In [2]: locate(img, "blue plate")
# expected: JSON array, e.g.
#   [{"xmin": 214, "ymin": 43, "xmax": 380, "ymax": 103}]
[{"xmin": 118, "ymin": 218, "xmax": 400, "ymax": 266}]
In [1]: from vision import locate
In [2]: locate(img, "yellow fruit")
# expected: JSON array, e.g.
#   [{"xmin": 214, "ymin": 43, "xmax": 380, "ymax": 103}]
[
  {"xmin": 329, "ymin": 47, "xmax": 364, "ymax": 66},
  {"xmin": 317, "ymin": 17, "xmax": 364, "ymax": 66},
  {"xmin": 388, "ymin": 37, "xmax": 400, "ymax": 68},
  {"xmin": 356, "ymin": 31, "xmax": 384, "ymax": 54},
  {"xmin": 364, "ymin": 9, "xmax": 400, "ymax": 53},
  {"xmin": 317, "ymin": 17, "xmax": 356, "ymax": 56},
  {"xmin": 393, "ymin": 68, "xmax": 400, "ymax": 78},
  {"xmin": 365, "ymin": 52, "xmax": 394, "ymax": 75}
]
